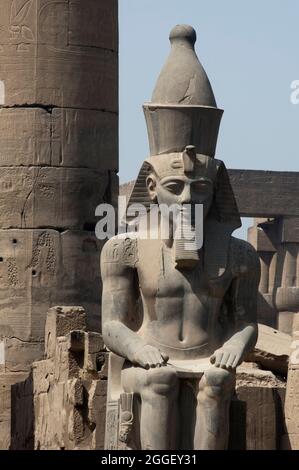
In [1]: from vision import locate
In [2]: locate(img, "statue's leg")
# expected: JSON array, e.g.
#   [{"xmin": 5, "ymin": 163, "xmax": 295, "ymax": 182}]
[
  {"xmin": 122, "ymin": 365, "xmax": 179, "ymax": 450},
  {"xmin": 194, "ymin": 367, "xmax": 236, "ymax": 450}
]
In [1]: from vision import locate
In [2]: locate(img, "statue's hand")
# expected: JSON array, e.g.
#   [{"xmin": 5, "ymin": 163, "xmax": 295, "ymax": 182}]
[
  {"xmin": 210, "ymin": 342, "xmax": 244, "ymax": 370},
  {"xmin": 132, "ymin": 345, "xmax": 169, "ymax": 369}
]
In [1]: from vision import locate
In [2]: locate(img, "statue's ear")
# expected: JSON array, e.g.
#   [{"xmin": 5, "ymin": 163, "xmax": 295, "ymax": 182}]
[
  {"xmin": 212, "ymin": 161, "xmax": 241, "ymax": 227},
  {"xmin": 146, "ymin": 174, "xmax": 158, "ymax": 202}
]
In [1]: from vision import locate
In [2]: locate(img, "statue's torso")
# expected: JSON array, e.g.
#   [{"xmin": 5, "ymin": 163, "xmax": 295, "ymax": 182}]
[{"xmin": 135, "ymin": 239, "xmax": 234, "ymax": 360}]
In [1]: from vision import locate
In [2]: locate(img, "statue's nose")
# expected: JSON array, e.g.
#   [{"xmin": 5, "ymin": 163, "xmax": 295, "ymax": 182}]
[{"xmin": 180, "ymin": 185, "xmax": 191, "ymax": 204}]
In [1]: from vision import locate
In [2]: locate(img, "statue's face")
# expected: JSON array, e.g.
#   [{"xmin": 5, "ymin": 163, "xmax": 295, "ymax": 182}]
[{"xmin": 147, "ymin": 174, "xmax": 214, "ymax": 219}]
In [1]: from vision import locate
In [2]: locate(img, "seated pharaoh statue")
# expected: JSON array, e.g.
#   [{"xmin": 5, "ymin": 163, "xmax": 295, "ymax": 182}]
[{"xmin": 101, "ymin": 25, "xmax": 260, "ymax": 450}]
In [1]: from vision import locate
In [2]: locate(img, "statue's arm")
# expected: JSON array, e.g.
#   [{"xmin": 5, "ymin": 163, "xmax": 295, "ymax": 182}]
[
  {"xmin": 101, "ymin": 238, "xmax": 167, "ymax": 368},
  {"xmin": 101, "ymin": 238, "xmax": 147, "ymax": 362},
  {"xmin": 211, "ymin": 239, "xmax": 260, "ymax": 369}
]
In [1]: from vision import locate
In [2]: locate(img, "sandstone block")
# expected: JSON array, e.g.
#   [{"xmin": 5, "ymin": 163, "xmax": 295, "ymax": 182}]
[
  {"xmin": 0, "ymin": 372, "xmax": 29, "ymax": 449},
  {"xmin": 84, "ymin": 332, "xmax": 105, "ymax": 373},
  {"xmin": 229, "ymin": 367, "xmax": 286, "ymax": 450},
  {"xmin": 51, "ymin": 108, "xmax": 118, "ymax": 170},
  {"xmin": 0, "ymin": 230, "xmax": 102, "ymax": 342},
  {"xmin": 69, "ymin": 0, "xmax": 118, "ymax": 51},
  {"xmin": 246, "ymin": 324, "xmax": 291, "ymax": 375},
  {"xmin": 0, "ymin": 108, "xmax": 118, "ymax": 170},
  {"xmin": 45, "ymin": 307, "xmax": 86, "ymax": 350},
  {"xmin": 228, "ymin": 170, "xmax": 299, "ymax": 217},
  {"xmin": 67, "ymin": 378, "xmax": 84, "ymax": 407},
  {"xmin": 279, "ymin": 217, "xmax": 299, "ymax": 243},
  {"xmin": 4, "ymin": 338, "xmax": 44, "ymax": 373},
  {"xmin": 0, "ymin": 167, "xmax": 109, "ymax": 229},
  {"xmin": 284, "ymin": 368, "xmax": 299, "ymax": 436},
  {"xmin": 0, "ymin": 0, "xmax": 118, "ymax": 111},
  {"xmin": 248, "ymin": 225, "xmax": 277, "ymax": 252},
  {"xmin": 0, "ymin": 108, "xmax": 51, "ymax": 166},
  {"xmin": 32, "ymin": 359, "xmax": 53, "ymax": 395}
]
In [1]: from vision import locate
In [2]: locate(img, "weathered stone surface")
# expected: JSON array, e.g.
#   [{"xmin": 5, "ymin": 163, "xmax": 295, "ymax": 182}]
[
  {"xmin": 4, "ymin": 338, "xmax": 44, "ymax": 373},
  {"xmin": 10, "ymin": 307, "xmax": 108, "ymax": 450},
  {"xmin": 228, "ymin": 170, "xmax": 299, "ymax": 217},
  {"xmin": 0, "ymin": 167, "xmax": 111, "ymax": 229},
  {"xmin": 0, "ymin": 108, "xmax": 51, "ymax": 166},
  {"xmin": 279, "ymin": 217, "xmax": 299, "ymax": 243},
  {"xmin": 69, "ymin": 0, "xmax": 118, "ymax": 51},
  {"xmin": 0, "ymin": 108, "xmax": 118, "ymax": 170},
  {"xmin": 282, "ymin": 320, "xmax": 299, "ymax": 449},
  {"xmin": 45, "ymin": 306, "xmax": 87, "ymax": 359},
  {"xmin": 229, "ymin": 367, "xmax": 286, "ymax": 450},
  {"xmin": 0, "ymin": 230, "xmax": 103, "ymax": 342},
  {"xmin": 246, "ymin": 324, "xmax": 291, "ymax": 375},
  {"xmin": 119, "ymin": 181, "xmax": 134, "ymax": 202},
  {"xmin": 248, "ymin": 222, "xmax": 277, "ymax": 252},
  {"xmin": 0, "ymin": 372, "xmax": 29, "ymax": 449},
  {"xmin": 51, "ymin": 109, "xmax": 118, "ymax": 170},
  {"xmin": 57, "ymin": 231, "xmax": 104, "ymax": 332},
  {"xmin": 0, "ymin": 0, "xmax": 118, "ymax": 111}
]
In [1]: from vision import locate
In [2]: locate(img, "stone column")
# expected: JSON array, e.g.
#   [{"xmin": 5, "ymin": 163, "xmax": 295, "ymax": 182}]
[
  {"xmin": 276, "ymin": 219, "xmax": 299, "ymax": 334},
  {"xmin": 248, "ymin": 219, "xmax": 277, "ymax": 327},
  {"xmin": 0, "ymin": 0, "xmax": 118, "ymax": 448},
  {"xmin": 248, "ymin": 217, "xmax": 299, "ymax": 333}
]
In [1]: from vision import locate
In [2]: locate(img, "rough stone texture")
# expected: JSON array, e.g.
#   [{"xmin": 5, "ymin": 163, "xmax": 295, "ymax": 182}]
[
  {"xmin": 0, "ymin": 108, "xmax": 118, "ymax": 170},
  {"xmin": 0, "ymin": 230, "xmax": 104, "ymax": 342},
  {"xmin": 0, "ymin": 0, "xmax": 118, "ymax": 111},
  {"xmin": 228, "ymin": 170, "xmax": 299, "ymax": 217},
  {"xmin": 10, "ymin": 306, "xmax": 108, "ymax": 450},
  {"xmin": 282, "ymin": 315, "xmax": 299, "ymax": 449},
  {"xmin": 0, "ymin": 372, "xmax": 28, "ymax": 448},
  {"xmin": 279, "ymin": 217, "xmax": 299, "ymax": 243},
  {"xmin": 248, "ymin": 217, "xmax": 299, "ymax": 334},
  {"xmin": 248, "ymin": 220, "xmax": 277, "ymax": 252},
  {"xmin": 0, "ymin": 0, "xmax": 118, "ymax": 449},
  {"xmin": 246, "ymin": 324, "xmax": 291, "ymax": 375},
  {"xmin": 229, "ymin": 366, "xmax": 286, "ymax": 450},
  {"xmin": 0, "ymin": 167, "xmax": 115, "ymax": 229}
]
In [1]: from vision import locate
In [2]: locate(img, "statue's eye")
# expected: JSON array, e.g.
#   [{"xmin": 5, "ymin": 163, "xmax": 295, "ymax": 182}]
[{"xmin": 162, "ymin": 181, "xmax": 184, "ymax": 195}]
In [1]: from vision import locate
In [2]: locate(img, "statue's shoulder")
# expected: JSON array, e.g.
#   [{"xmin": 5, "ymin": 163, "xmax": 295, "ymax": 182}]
[
  {"xmin": 229, "ymin": 236, "xmax": 260, "ymax": 278},
  {"xmin": 101, "ymin": 235, "xmax": 138, "ymax": 269}
]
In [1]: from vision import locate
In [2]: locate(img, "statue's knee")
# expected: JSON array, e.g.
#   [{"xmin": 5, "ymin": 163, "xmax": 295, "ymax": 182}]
[
  {"xmin": 142, "ymin": 366, "xmax": 178, "ymax": 396},
  {"xmin": 200, "ymin": 367, "xmax": 235, "ymax": 400}
]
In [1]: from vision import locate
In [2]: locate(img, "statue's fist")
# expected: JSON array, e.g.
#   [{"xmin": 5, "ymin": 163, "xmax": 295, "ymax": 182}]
[
  {"xmin": 132, "ymin": 345, "xmax": 169, "ymax": 369},
  {"xmin": 210, "ymin": 343, "xmax": 244, "ymax": 370}
]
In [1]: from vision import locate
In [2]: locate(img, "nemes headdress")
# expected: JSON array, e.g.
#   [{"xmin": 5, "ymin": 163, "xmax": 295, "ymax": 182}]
[{"xmin": 128, "ymin": 25, "xmax": 241, "ymax": 278}]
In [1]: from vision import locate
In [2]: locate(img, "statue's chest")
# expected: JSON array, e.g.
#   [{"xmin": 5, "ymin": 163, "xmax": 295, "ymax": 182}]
[{"xmin": 136, "ymin": 241, "xmax": 232, "ymax": 300}]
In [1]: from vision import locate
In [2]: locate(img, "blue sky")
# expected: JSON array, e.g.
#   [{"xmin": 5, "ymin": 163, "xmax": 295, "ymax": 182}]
[{"xmin": 119, "ymin": 0, "xmax": 299, "ymax": 237}]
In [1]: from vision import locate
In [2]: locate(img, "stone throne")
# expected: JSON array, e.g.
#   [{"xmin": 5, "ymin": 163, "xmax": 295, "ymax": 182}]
[{"xmin": 102, "ymin": 25, "xmax": 262, "ymax": 450}]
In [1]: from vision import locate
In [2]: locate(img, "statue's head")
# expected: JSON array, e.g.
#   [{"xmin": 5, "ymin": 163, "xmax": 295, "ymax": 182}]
[
  {"xmin": 145, "ymin": 147, "xmax": 215, "ymax": 220},
  {"xmin": 127, "ymin": 25, "xmax": 241, "ymax": 276}
]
